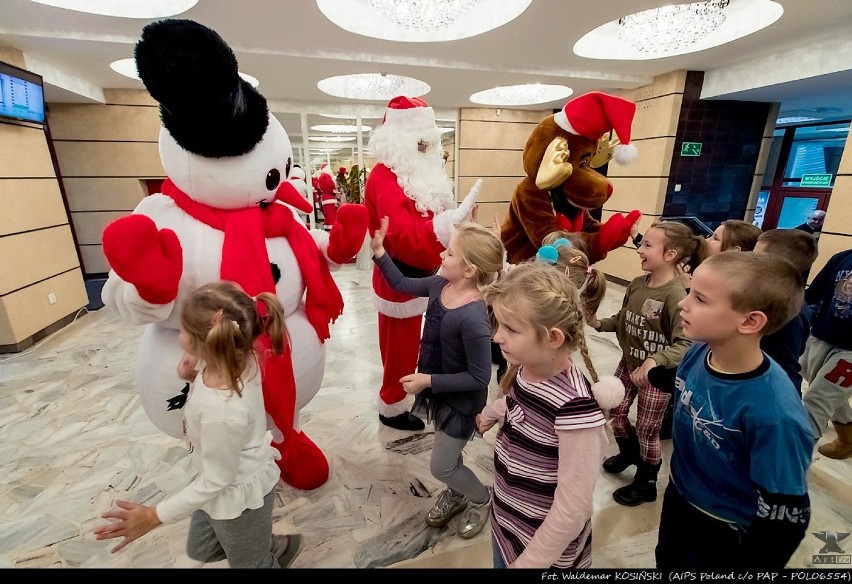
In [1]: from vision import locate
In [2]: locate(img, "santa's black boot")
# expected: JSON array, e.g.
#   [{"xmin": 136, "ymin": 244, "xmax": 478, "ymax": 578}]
[
  {"xmin": 613, "ymin": 460, "xmax": 662, "ymax": 507},
  {"xmin": 603, "ymin": 435, "xmax": 640, "ymax": 474}
]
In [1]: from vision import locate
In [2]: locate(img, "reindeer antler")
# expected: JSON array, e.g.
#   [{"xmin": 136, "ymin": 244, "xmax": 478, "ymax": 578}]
[
  {"xmin": 589, "ymin": 132, "xmax": 621, "ymax": 169},
  {"xmin": 536, "ymin": 137, "xmax": 573, "ymax": 189}
]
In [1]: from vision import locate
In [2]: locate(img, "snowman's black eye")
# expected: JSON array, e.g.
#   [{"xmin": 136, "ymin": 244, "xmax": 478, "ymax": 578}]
[{"xmin": 266, "ymin": 169, "xmax": 280, "ymax": 191}]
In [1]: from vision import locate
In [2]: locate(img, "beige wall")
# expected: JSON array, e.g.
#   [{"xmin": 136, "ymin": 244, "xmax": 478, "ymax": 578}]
[
  {"xmin": 596, "ymin": 71, "xmax": 688, "ymax": 283},
  {"xmin": 48, "ymin": 89, "xmax": 163, "ymax": 274},
  {"xmin": 457, "ymin": 107, "xmax": 550, "ymax": 230},
  {"xmin": 811, "ymin": 131, "xmax": 852, "ymax": 277},
  {"xmin": 0, "ymin": 45, "xmax": 87, "ymax": 350}
]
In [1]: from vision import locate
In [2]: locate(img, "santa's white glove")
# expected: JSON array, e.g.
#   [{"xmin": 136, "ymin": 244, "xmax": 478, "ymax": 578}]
[{"xmin": 433, "ymin": 179, "xmax": 482, "ymax": 247}]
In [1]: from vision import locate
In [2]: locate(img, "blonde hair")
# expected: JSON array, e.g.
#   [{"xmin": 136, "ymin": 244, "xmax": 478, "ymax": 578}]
[
  {"xmin": 719, "ymin": 219, "xmax": 761, "ymax": 252},
  {"xmin": 540, "ymin": 232, "xmax": 606, "ymax": 318},
  {"xmin": 541, "ymin": 229, "xmax": 589, "ymax": 256},
  {"xmin": 452, "ymin": 222, "xmax": 505, "ymax": 289},
  {"xmin": 756, "ymin": 228, "xmax": 818, "ymax": 276},
  {"xmin": 648, "ymin": 221, "xmax": 708, "ymax": 272},
  {"xmin": 700, "ymin": 251, "xmax": 804, "ymax": 336},
  {"xmin": 180, "ymin": 281, "xmax": 287, "ymax": 396},
  {"xmin": 484, "ymin": 261, "xmax": 599, "ymax": 395}
]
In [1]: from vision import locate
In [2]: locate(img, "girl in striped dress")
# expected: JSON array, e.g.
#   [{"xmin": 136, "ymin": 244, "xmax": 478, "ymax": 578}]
[{"xmin": 477, "ymin": 261, "xmax": 624, "ymax": 568}]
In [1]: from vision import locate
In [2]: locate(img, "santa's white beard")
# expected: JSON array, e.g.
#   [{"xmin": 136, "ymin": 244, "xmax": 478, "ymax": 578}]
[{"xmin": 369, "ymin": 126, "xmax": 455, "ymax": 215}]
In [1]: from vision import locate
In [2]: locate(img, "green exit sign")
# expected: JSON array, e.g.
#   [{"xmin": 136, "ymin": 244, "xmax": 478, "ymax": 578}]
[
  {"xmin": 681, "ymin": 142, "xmax": 702, "ymax": 157},
  {"xmin": 800, "ymin": 174, "xmax": 832, "ymax": 187}
]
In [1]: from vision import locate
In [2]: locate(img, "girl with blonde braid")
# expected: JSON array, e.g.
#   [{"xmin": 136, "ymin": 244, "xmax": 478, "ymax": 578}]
[
  {"xmin": 95, "ymin": 281, "xmax": 303, "ymax": 568},
  {"xmin": 476, "ymin": 262, "xmax": 625, "ymax": 569}
]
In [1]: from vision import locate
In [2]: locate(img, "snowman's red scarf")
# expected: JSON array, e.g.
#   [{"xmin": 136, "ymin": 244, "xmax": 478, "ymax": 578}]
[{"xmin": 161, "ymin": 178, "xmax": 343, "ymax": 341}]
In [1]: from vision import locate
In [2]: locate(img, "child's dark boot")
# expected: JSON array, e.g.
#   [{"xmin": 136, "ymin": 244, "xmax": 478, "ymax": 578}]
[
  {"xmin": 603, "ymin": 435, "xmax": 640, "ymax": 474},
  {"xmin": 613, "ymin": 460, "xmax": 662, "ymax": 507}
]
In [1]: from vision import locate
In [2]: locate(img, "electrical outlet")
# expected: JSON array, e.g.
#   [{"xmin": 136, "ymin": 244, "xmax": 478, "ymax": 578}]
[{"xmin": 48, "ymin": 292, "xmax": 57, "ymax": 305}]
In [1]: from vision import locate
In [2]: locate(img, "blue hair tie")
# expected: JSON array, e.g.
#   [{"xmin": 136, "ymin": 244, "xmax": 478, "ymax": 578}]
[
  {"xmin": 536, "ymin": 246, "xmax": 558, "ymax": 265},
  {"xmin": 536, "ymin": 237, "xmax": 572, "ymax": 265}
]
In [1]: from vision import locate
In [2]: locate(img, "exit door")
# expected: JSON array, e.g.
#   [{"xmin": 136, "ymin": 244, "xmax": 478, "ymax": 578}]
[{"xmin": 762, "ymin": 188, "xmax": 830, "ymax": 230}]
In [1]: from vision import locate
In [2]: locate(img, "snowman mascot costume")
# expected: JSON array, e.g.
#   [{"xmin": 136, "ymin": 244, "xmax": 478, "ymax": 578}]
[{"xmin": 101, "ymin": 19, "xmax": 367, "ymax": 491}]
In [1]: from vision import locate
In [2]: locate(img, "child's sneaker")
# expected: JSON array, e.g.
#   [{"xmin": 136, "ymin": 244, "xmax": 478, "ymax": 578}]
[
  {"xmin": 426, "ymin": 489, "xmax": 468, "ymax": 527},
  {"xmin": 272, "ymin": 533, "xmax": 303, "ymax": 568},
  {"xmin": 457, "ymin": 487, "xmax": 491, "ymax": 539}
]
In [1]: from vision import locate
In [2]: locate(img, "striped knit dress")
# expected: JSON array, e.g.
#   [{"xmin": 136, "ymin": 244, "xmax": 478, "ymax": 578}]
[{"xmin": 491, "ymin": 364, "xmax": 606, "ymax": 568}]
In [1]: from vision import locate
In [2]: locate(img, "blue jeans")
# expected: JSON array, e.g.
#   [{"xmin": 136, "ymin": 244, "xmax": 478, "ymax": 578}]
[{"xmin": 492, "ymin": 533, "xmax": 506, "ymax": 568}]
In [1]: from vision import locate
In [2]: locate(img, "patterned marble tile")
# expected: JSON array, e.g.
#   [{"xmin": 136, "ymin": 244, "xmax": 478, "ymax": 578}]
[{"xmin": 0, "ymin": 262, "xmax": 848, "ymax": 569}]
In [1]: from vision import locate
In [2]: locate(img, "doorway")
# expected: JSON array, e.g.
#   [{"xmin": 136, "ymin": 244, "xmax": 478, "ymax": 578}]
[{"xmin": 757, "ymin": 120, "xmax": 848, "ymax": 230}]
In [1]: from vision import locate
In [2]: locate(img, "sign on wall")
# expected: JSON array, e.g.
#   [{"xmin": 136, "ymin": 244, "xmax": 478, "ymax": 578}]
[
  {"xmin": 681, "ymin": 142, "xmax": 702, "ymax": 157},
  {"xmin": 800, "ymin": 174, "xmax": 832, "ymax": 187}
]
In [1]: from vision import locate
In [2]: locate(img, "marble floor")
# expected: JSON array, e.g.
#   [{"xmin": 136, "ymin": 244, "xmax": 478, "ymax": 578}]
[{"xmin": 0, "ymin": 262, "xmax": 849, "ymax": 569}]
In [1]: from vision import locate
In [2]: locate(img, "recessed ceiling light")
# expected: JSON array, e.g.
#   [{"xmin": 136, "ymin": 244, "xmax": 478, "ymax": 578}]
[
  {"xmin": 110, "ymin": 58, "xmax": 259, "ymax": 88},
  {"xmin": 318, "ymin": 113, "xmax": 382, "ymax": 120},
  {"xmin": 574, "ymin": 0, "xmax": 783, "ymax": 60},
  {"xmin": 31, "ymin": 0, "xmax": 198, "ymax": 18},
  {"xmin": 311, "ymin": 124, "xmax": 372, "ymax": 133},
  {"xmin": 318, "ymin": 73, "xmax": 430, "ymax": 101},
  {"xmin": 309, "ymin": 136, "xmax": 357, "ymax": 142},
  {"xmin": 470, "ymin": 84, "xmax": 572, "ymax": 106},
  {"xmin": 316, "ymin": 0, "xmax": 531, "ymax": 43}
]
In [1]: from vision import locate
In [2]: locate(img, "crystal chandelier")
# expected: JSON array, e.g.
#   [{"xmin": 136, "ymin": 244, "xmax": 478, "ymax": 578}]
[
  {"xmin": 470, "ymin": 84, "xmax": 573, "ymax": 106},
  {"xmin": 368, "ymin": 0, "xmax": 478, "ymax": 32},
  {"xmin": 618, "ymin": 0, "xmax": 730, "ymax": 55},
  {"xmin": 318, "ymin": 73, "xmax": 430, "ymax": 101}
]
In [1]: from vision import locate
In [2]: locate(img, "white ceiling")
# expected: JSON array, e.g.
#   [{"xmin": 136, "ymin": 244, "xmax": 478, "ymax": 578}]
[{"xmin": 3, "ymin": 0, "xmax": 852, "ymax": 151}]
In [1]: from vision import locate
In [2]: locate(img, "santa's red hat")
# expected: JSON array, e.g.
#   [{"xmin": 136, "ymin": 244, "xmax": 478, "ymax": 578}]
[
  {"xmin": 554, "ymin": 91, "xmax": 638, "ymax": 164},
  {"xmin": 380, "ymin": 95, "xmax": 436, "ymax": 131}
]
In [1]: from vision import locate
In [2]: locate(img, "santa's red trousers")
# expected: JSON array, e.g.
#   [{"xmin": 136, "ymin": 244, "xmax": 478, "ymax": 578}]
[
  {"xmin": 322, "ymin": 198, "xmax": 337, "ymax": 228},
  {"xmin": 378, "ymin": 312, "xmax": 422, "ymax": 409}
]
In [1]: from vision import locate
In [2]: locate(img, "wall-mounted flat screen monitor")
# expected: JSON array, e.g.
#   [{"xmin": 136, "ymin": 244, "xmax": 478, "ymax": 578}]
[{"xmin": 0, "ymin": 60, "xmax": 45, "ymax": 124}]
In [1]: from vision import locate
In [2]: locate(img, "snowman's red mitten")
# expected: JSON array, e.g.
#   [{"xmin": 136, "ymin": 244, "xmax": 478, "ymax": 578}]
[
  {"xmin": 597, "ymin": 209, "xmax": 641, "ymax": 254},
  {"xmin": 327, "ymin": 203, "xmax": 369, "ymax": 264},
  {"xmin": 102, "ymin": 214, "xmax": 183, "ymax": 305}
]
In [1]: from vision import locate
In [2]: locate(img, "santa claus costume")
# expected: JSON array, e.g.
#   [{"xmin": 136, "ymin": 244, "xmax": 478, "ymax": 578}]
[
  {"xmin": 315, "ymin": 164, "xmax": 338, "ymax": 230},
  {"xmin": 364, "ymin": 96, "xmax": 479, "ymax": 430}
]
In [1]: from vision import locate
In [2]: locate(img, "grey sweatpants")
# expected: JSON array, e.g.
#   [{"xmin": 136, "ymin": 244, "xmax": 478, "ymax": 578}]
[
  {"xmin": 801, "ymin": 336, "xmax": 852, "ymax": 435},
  {"xmin": 186, "ymin": 488, "xmax": 277, "ymax": 568},
  {"xmin": 431, "ymin": 430, "xmax": 490, "ymax": 504}
]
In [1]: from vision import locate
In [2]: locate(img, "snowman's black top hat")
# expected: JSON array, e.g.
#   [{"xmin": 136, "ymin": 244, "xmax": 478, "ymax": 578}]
[{"xmin": 135, "ymin": 19, "xmax": 269, "ymax": 158}]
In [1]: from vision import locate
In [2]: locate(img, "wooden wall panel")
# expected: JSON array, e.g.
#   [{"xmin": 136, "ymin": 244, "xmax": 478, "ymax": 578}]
[
  {"xmin": 52, "ymin": 141, "xmax": 163, "ymax": 177},
  {"xmin": 459, "ymin": 120, "xmax": 538, "ymax": 150},
  {"xmin": 47, "ymin": 104, "xmax": 160, "ymax": 141},
  {"xmin": 606, "ymin": 137, "xmax": 676, "ymax": 178},
  {"xmin": 458, "ymin": 149, "xmax": 525, "ymax": 178},
  {"xmin": 70, "ymin": 210, "xmax": 126, "ymax": 246},
  {"xmin": 0, "ymin": 124, "xmax": 56, "ymax": 178},
  {"xmin": 0, "ymin": 178, "xmax": 68, "ymax": 235},
  {"xmin": 458, "ymin": 176, "xmax": 519, "ymax": 203},
  {"xmin": 80, "ymin": 245, "xmax": 109, "ymax": 274},
  {"xmin": 606, "ymin": 177, "xmax": 668, "ymax": 215},
  {"xmin": 0, "ymin": 269, "xmax": 88, "ymax": 345},
  {"xmin": 461, "ymin": 109, "xmax": 549, "ymax": 124},
  {"xmin": 0, "ymin": 226, "xmax": 80, "ymax": 295},
  {"xmin": 63, "ymin": 177, "xmax": 147, "ymax": 212}
]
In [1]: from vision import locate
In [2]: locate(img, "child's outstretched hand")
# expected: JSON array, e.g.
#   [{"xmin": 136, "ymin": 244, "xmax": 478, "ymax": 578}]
[
  {"xmin": 93, "ymin": 499, "xmax": 162, "ymax": 553},
  {"xmin": 371, "ymin": 216, "xmax": 389, "ymax": 258}
]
